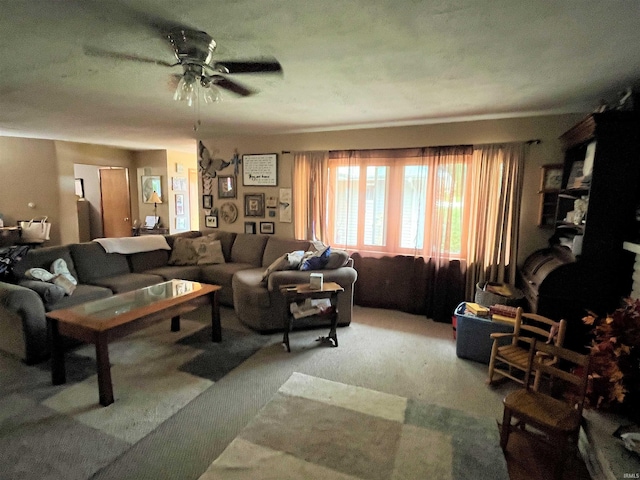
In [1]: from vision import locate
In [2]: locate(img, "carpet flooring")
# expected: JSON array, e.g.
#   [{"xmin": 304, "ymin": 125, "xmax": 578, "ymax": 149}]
[
  {"xmin": 0, "ymin": 305, "xmax": 592, "ymax": 479},
  {"xmin": 200, "ymin": 372, "xmax": 509, "ymax": 480}
]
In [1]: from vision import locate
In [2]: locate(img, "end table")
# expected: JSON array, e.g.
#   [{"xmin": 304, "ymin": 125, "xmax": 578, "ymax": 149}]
[{"xmin": 279, "ymin": 282, "xmax": 344, "ymax": 352}]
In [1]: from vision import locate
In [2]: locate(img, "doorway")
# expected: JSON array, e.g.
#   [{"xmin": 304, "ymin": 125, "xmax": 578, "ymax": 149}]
[{"xmin": 100, "ymin": 168, "xmax": 132, "ymax": 237}]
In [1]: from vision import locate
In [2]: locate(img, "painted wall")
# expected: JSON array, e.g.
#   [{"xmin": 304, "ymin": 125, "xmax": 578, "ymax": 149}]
[
  {"xmin": 166, "ymin": 150, "xmax": 198, "ymax": 233},
  {"xmin": 200, "ymin": 113, "xmax": 586, "ymax": 264}
]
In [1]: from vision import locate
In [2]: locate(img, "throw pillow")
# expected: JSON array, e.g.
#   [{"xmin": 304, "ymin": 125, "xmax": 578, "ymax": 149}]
[
  {"xmin": 18, "ymin": 279, "xmax": 66, "ymax": 304},
  {"xmin": 53, "ymin": 275, "xmax": 76, "ymax": 295},
  {"xmin": 261, "ymin": 254, "xmax": 289, "ymax": 281},
  {"xmin": 300, "ymin": 246, "xmax": 331, "ymax": 271},
  {"xmin": 194, "ymin": 238, "xmax": 226, "ymax": 265},
  {"xmin": 325, "ymin": 248, "xmax": 350, "ymax": 269},
  {"xmin": 168, "ymin": 237, "xmax": 199, "ymax": 266}
]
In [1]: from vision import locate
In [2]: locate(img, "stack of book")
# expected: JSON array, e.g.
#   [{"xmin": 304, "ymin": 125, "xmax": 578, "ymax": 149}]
[
  {"xmin": 489, "ymin": 304, "xmax": 518, "ymax": 324},
  {"xmin": 465, "ymin": 302, "xmax": 490, "ymax": 317}
]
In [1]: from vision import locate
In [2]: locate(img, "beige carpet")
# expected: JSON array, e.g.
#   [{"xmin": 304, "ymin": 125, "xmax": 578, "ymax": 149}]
[{"xmin": 199, "ymin": 372, "xmax": 509, "ymax": 480}]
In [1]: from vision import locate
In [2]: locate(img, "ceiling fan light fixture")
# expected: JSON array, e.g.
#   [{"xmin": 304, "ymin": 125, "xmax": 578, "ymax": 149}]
[{"xmin": 202, "ymin": 84, "xmax": 222, "ymax": 104}]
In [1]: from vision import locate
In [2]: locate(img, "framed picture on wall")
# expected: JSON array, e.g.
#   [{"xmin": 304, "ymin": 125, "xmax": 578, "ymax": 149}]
[
  {"xmin": 242, "ymin": 154, "xmax": 278, "ymax": 186},
  {"xmin": 202, "ymin": 194, "xmax": 213, "ymax": 209},
  {"xmin": 244, "ymin": 193, "xmax": 265, "ymax": 217},
  {"xmin": 244, "ymin": 221, "xmax": 256, "ymax": 234},
  {"xmin": 175, "ymin": 194, "xmax": 184, "ymax": 215},
  {"xmin": 205, "ymin": 215, "xmax": 218, "ymax": 228},
  {"xmin": 218, "ymin": 175, "xmax": 236, "ymax": 198},
  {"xmin": 260, "ymin": 222, "xmax": 274, "ymax": 234},
  {"xmin": 141, "ymin": 175, "xmax": 162, "ymax": 203}
]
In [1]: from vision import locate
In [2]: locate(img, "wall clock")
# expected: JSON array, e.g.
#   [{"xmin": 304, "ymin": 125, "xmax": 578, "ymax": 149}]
[{"xmin": 220, "ymin": 202, "xmax": 238, "ymax": 224}]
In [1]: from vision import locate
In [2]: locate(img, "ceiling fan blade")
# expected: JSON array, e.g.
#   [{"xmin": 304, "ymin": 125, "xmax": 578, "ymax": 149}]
[
  {"xmin": 212, "ymin": 77, "xmax": 257, "ymax": 97},
  {"xmin": 84, "ymin": 46, "xmax": 176, "ymax": 67},
  {"xmin": 213, "ymin": 59, "xmax": 282, "ymax": 74}
]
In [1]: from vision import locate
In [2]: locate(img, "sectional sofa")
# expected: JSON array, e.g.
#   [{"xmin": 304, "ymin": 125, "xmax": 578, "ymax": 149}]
[{"xmin": 0, "ymin": 231, "xmax": 357, "ymax": 364}]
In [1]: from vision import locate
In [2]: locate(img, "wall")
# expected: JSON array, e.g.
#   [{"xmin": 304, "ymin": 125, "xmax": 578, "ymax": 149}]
[
  {"xmin": 0, "ymin": 137, "xmax": 61, "ymax": 243},
  {"xmin": 133, "ymin": 150, "xmax": 169, "ymax": 229},
  {"xmin": 0, "ymin": 137, "xmax": 138, "ymax": 246},
  {"xmin": 166, "ymin": 150, "xmax": 198, "ymax": 233},
  {"xmin": 201, "ymin": 113, "xmax": 586, "ymax": 264}
]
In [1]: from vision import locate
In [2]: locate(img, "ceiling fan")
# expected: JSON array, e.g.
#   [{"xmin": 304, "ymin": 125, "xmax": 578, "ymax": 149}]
[{"xmin": 85, "ymin": 25, "xmax": 282, "ymax": 104}]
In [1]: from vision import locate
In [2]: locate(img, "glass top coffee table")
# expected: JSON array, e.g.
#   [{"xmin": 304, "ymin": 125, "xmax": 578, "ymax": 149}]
[{"xmin": 45, "ymin": 279, "xmax": 222, "ymax": 406}]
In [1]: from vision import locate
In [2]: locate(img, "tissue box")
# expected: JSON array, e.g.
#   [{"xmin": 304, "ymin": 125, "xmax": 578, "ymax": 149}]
[{"xmin": 309, "ymin": 273, "xmax": 323, "ymax": 290}]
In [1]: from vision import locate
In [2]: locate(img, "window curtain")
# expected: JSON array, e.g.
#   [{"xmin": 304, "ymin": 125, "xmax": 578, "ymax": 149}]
[
  {"xmin": 293, "ymin": 151, "xmax": 328, "ymax": 242},
  {"xmin": 464, "ymin": 143, "xmax": 526, "ymax": 300}
]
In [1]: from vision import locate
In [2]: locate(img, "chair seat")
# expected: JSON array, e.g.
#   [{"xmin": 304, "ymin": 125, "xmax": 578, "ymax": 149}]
[
  {"xmin": 496, "ymin": 344, "xmax": 529, "ymax": 368},
  {"xmin": 503, "ymin": 389, "xmax": 582, "ymax": 433}
]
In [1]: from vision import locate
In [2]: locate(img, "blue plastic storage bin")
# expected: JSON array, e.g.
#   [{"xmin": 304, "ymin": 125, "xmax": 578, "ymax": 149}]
[{"xmin": 454, "ymin": 302, "xmax": 513, "ymax": 364}]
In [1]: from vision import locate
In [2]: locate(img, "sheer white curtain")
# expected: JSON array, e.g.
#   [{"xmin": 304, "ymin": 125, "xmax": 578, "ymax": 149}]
[
  {"xmin": 464, "ymin": 143, "xmax": 525, "ymax": 299},
  {"xmin": 293, "ymin": 151, "xmax": 328, "ymax": 242}
]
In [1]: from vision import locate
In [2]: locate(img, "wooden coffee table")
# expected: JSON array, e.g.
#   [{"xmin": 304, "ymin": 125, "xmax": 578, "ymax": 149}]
[{"xmin": 45, "ymin": 280, "xmax": 221, "ymax": 406}]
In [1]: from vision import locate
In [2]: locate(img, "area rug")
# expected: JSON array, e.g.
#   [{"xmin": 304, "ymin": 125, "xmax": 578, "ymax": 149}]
[
  {"xmin": 0, "ymin": 317, "xmax": 272, "ymax": 480},
  {"xmin": 199, "ymin": 372, "xmax": 509, "ymax": 480}
]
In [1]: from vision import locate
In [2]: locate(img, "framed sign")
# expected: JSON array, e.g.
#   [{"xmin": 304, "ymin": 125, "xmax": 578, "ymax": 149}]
[{"xmin": 242, "ymin": 154, "xmax": 278, "ymax": 186}]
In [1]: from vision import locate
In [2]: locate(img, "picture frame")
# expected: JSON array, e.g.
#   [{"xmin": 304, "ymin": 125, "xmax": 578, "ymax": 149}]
[
  {"xmin": 172, "ymin": 176, "xmax": 187, "ymax": 191},
  {"xmin": 244, "ymin": 193, "xmax": 265, "ymax": 217},
  {"xmin": 202, "ymin": 194, "xmax": 213, "ymax": 209},
  {"xmin": 244, "ymin": 221, "xmax": 256, "ymax": 234},
  {"xmin": 541, "ymin": 164, "xmax": 563, "ymax": 191},
  {"xmin": 175, "ymin": 217, "xmax": 186, "ymax": 230},
  {"xmin": 218, "ymin": 175, "xmax": 236, "ymax": 198},
  {"xmin": 242, "ymin": 154, "xmax": 278, "ymax": 186},
  {"xmin": 205, "ymin": 215, "xmax": 218, "ymax": 228},
  {"xmin": 260, "ymin": 222, "xmax": 275, "ymax": 234},
  {"xmin": 175, "ymin": 194, "xmax": 184, "ymax": 216},
  {"xmin": 141, "ymin": 175, "xmax": 162, "ymax": 203}
]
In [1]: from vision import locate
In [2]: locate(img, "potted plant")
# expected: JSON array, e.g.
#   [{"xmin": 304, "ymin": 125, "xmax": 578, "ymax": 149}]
[{"xmin": 582, "ymin": 298, "xmax": 640, "ymax": 418}]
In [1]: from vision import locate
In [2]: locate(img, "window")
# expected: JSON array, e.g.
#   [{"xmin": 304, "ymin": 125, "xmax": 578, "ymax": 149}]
[{"xmin": 327, "ymin": 147, "xmax": 472, "ymax": 259}]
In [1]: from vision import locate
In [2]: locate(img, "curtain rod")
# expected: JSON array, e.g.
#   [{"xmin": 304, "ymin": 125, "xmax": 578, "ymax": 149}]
[{"xmin": 281, "ymin": 140, "xmax": 541, "ymax": 155}]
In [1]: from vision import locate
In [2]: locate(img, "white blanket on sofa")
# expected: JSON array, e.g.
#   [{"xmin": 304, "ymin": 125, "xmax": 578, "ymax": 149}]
[{"xmin": 93, "ymin": 236, "xmax": 171, "ymax": 254}]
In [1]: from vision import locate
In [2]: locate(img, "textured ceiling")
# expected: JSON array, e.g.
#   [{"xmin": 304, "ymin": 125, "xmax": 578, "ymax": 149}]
[{"xmin": 1, "ymin": 0, "xmax": 639, "ymax": 152}]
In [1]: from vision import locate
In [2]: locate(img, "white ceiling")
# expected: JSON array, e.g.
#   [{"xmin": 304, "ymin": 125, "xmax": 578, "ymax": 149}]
[{"xmin": 1, "ymin": 0, "xmax": 639, "ymax": 152}]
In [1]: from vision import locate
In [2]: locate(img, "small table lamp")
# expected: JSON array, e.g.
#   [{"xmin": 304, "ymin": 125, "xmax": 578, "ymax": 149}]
[{"xmin": 149, "ymin": 191, "xmax": 162, "ymax": 228}]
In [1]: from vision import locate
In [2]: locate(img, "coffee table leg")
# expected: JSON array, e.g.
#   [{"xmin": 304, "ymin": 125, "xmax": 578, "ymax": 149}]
[
  {"xmin": 49, "ymin": 319, "xmax": 66, "ymax": 385},
  {"xmin": 210, "ymin": 291, "xmax": 221, "ymax": 342},
  {"xmin": 283, "ymin": 305, "xmax": 292, "ymax": 353},
  {"xmin": 171, "ymin": 316, "xmax": 180, "ymax": 332},
  {"xmin": 95, "ymin": 333, "xmax": 114, "ymax": 406}
]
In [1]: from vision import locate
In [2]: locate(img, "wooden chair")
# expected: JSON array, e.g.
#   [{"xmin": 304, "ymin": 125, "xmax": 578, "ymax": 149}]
[
  {"xmin": 487, "ymin": 307, "xmax": 566, "ymax": 385},
  {"xmin": 499, "ymin": 339, "xmax": 591, "ymax": 480}
]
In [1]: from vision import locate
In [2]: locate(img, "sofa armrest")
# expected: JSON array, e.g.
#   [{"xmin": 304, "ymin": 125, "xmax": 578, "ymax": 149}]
[
  {"xmin": 0, "ymin": 281, "xmax": 48, "ymax": 363},
  {"xmin": 266, "ymin": 266, "xmax": 358, "ymax": 291}
]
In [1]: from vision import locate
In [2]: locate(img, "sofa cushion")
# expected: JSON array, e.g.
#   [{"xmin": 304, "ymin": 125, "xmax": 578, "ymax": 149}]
[
  {"xmin": 168, "ymin": 237, "xmax": 199, "ymax": 266},
  {"xmin": 205, "ymin": 231, "xmax": 237, "ymax": 262},
  {"xmin": 233, "ymin": 269, "xmax": 272, "ymax": 308},
  {"xmin": 230, "ymin": 234, "xmax": 268, "ymax": 266},
  {"xmin": 325, "ymin": 248, "xmax": 350, "ymax": 269},
  {"xmin": 88, "ymin": 273, "xmax": 164, "ymax": 293},
  {"xmin": 300, "ymin": 246, "xmax": 331, "ymax": 270},
  {"xmin": 143, "ymin": 265, "xmax": 201, "ymax": 282},
  {"xmin": 69, "ymin": 242, "xmax": 130, "ymax": 283},
  {"xmin": 200, "ymin": 262, "xmax": 254, "ymax": 288},
  {"xmin": 164, "ymin": 231, "xmax": 202, "ymax": 249},
  {"xmin": 262, "ymin": 237, "xmax": 311, "ymax": 267},
  {"xmin": 128, "ymin": 249, "xmax": 171, "ymax": 273},
  {"xmin": 18, "ymin": 280, "xmax": 66, "ymax": 305},
  {"xmin": 13, "ymin": 245, "xmax": 78, "ymax": 281},
  {"xmin": 192, "ymin": 237, "xmax": 225, "ymax": 265},
  {"xmin": 47, "ymin": 284, "xmax": 113, "ymax": 311}
]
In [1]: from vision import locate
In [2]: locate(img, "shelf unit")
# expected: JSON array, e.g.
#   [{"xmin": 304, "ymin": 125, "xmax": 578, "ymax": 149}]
[{"xmin": 537, "ymin": 164, "xmax": 563, "ymax": 228}]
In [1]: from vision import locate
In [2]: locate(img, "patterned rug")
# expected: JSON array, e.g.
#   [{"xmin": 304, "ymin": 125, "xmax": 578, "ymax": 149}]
[
  {"xmin": 0, "ymin": 317, "xmax": 271, "ymax": 480},
  {"xmin": 199, "ymin": 372, "xmax": 509, "ymax": 480}
]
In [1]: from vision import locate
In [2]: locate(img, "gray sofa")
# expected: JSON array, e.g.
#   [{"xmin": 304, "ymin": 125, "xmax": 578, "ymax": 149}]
[{"xmin": 0, "ymin": 231, "xmax": 357, "ymax": 364}]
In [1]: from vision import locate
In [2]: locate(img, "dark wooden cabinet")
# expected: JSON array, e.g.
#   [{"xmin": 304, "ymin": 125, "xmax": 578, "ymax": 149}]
[{"xmin": 520, "ymin": 112, "xmax": 640, "ymax": 349}]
